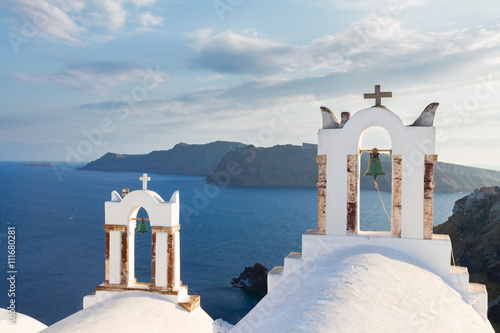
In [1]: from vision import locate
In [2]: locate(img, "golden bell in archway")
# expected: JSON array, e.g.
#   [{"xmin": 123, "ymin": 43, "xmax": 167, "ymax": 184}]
[
  {"xmin": 136, "ymin": 218, "xmax": 149, "ymax": 236},
  {"xmin": 363, "ymin": 148, "xmax": 386, "ymax": 180}
]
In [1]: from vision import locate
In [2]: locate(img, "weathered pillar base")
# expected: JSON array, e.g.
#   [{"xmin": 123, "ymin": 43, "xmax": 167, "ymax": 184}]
[
  {"xmin": 424, "ymin": 154, "xmax": 438, "ymax": 239},
  {"xmin": 316, "ymin": 155, "xmax": 327, "ymax": 234},
  {"xmin": 346, "ymin": 155, "xmax": 358, "ymax": 234},
  {"xmin": 167, "ymin": 233, "xmax": 174, "ymax": 288},
  {"xmin": 120, "ymin": 231, "xmax": 128, "ymax": 285},
  {"xmin": 151, "ymin": 231, "xmax": 156, "ymax": 286},
  {"xmin": 392, "ymin": 155, "xmax": 402, "ymax": 237}
]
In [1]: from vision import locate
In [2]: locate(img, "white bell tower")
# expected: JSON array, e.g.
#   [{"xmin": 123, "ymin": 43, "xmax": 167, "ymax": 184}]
[
  {"xmin": 268, "ymin": 86, "xmax": 489, "ymax": 322},
  {"xmin": 84, "ymin": 173, "xmax": 199, "ymax": 312}
]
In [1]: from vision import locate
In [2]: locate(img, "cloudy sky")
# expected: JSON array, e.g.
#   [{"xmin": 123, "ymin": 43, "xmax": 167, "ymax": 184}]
[{"xmin": 1, "ymin": 0, "xmax": 499, "ymax": 169}]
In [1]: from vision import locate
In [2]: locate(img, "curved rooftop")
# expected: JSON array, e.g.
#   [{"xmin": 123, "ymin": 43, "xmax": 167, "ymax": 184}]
[
  {"xmin": 0, "ymin": 309, "xmax": 47, "ymax": 333},
  {"xmin": 233, "ymin": 246, "xmax": 493, "ymax": 333},
  {"xmin": 41, "ymin": 291, "xmax": 213, "ymax": 333}
]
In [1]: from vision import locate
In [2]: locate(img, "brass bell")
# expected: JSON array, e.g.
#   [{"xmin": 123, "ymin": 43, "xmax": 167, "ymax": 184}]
[
  {"xmin": 136, "ymin": 218, "xmax": 149, "ymax": 236},
  {"xmin": 364, "ymin": 148, "xmax": 386, "ymax": 180}
]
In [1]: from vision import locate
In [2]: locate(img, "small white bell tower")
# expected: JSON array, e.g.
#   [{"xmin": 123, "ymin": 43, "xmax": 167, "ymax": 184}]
[{"xmin": 84, "ymin": 173, "xmax": 199, "ymax": 312}]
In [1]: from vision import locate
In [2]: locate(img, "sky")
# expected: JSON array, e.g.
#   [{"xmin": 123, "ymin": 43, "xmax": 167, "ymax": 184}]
[{"xmin": 0, "ymin": 0, "xmax": 499, "ymax": 170}]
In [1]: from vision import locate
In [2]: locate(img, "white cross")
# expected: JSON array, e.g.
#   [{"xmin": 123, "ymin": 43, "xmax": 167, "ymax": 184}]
[{"xmin": 140, "ymin": 173, "xmax": 151, "ymax": 190}]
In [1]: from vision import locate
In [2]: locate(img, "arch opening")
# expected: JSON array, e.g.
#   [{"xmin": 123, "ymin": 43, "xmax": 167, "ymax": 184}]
[
  {"xmin": 128, "ymin": 206, "xmax": 152, "ymax": 285},
  {"xmin": 358, "ymin": 126, "xmax": 392, "ymax": 232}
]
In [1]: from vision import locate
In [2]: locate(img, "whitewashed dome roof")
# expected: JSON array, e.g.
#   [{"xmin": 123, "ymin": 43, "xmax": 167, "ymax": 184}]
[
  {"xmin": 232, "ymin": 246, "xmax": 494, "ymax": 333},
  {"xmin": 0, "ymin": 309, "xmax": 47, "ymax": 333},
  {"xmin": 41, "ymin": 291, "xmax": 213, "ymax": 333}
]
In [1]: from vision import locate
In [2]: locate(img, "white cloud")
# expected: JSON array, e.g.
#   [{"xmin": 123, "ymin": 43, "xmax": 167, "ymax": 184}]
[
  {"xmin": 0, "ymin": 0, "xmax": 87, "ymax": 44},
  {"xmin": 87, "ymin": 0, "xmax": 159, "ymax": 31},
  {"xmin": 188, "ymin": 30, "xmax": 328, "ymax": 75},
  {"xmin": 0, "ymin": 0, "xmax": 162, "ymax": 43},
  {"xmin": 187, "ymin": 20, "xmax": 500, "ymax": 79},
  {"xmin": 137, "ymin": 11, "xmax": 163, "ymax": 27},
  {"xmin": 93, "ymin": 0, "xmax": 127, "ymax": 31},
  {"xmin": 14, "ymin": 61, "xmax": 166, "ymax": 96}
]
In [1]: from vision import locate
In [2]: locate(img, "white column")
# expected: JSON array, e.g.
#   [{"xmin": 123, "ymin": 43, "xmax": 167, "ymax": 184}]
[
  {"xmin": 127, "ymin": 221, "xmax": 135, "ymax": 286},
  {"xmin": 174, "ymin": 230, "xmax": 181, "ymax": 288},
  {"xmin": 108, "ymin": 228, "xmax": 124, "ymax": 285},
  {"xmin": 155, "ymin": 231, "xmax": 168, "ymax": 287}
]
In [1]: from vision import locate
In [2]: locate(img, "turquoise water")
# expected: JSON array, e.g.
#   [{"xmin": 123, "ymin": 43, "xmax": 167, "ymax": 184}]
[{"xmin": 0, "ymin": 162, "xmax": 465, "ymax": 325}]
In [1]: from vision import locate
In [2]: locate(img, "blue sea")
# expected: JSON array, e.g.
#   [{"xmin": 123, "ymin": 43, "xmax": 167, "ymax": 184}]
[{"xmin": 0, "ymin": 162, "xmax": 466, "ymax": 326}]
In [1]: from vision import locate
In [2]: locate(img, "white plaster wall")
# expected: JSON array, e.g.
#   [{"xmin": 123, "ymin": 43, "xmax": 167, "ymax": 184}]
[
  {"xmin": 84, "ymin": 289, "xmax": 190, "ymax": 309},
  {"xmin": 318, "ymin": 107, "xmax": 435, "ymax": 239},
  {"xmin": 283, "ymin": 255, "xmax": 302, "ymax": 277},
  {"xmin": 267, "ymin": 271, "xmax": 283, "ymax": 293},
  {"xmin": 473, "ymin": 291, "xmax": 489, "ymax": 321},
  {"xmin": 156, "ymin": 232, "xmax": 168, "ymax": 287},
  {"xmin": 105, "ymin": 190, "xmax": 177, "ymax": 227},
  {"xmin": 127, "ymin": 221, "xmax": 136, "ymax": 286},
  {"xmin": 301, "ymin": 233, "xmax": 451, "ymax": 278},
  {"xmin": 169, "ymin": 191, "xmax": 180, "ymax": 224},
  {"xmin": 109, "ymin": 230, "xmax": 122, "ymax": 284}
]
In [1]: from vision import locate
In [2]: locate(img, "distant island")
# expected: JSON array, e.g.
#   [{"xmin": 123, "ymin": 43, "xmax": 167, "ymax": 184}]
[
  {"xmin": 79, "ymin": 141, "xmax": 242, "ymax": 176},
  {"xmin": 79, "ymin": 141, "xmax": 500, "ymax": 193},
  {"xmin": 25, "ymin": 161, "xmax": 56, "ymax": 167}
]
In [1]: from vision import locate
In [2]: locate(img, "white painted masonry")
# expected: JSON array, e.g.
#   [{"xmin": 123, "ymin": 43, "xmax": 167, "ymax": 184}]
[
  {"xmin": 104, "ymin": 189, "xmax": 181, "ymax": 287},
  {"xmin": 317, "ymin": 107, "xmax": 435, "ymax": 238}
]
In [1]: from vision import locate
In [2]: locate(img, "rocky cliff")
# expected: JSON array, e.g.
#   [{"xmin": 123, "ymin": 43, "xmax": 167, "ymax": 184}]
[
  {"xmin": 434, "ymin": 187, "xmax": 500, "ymax": 329},
  {"xmin": 207, "ymin": 144, "xmax": 318, "ymax": 187}
]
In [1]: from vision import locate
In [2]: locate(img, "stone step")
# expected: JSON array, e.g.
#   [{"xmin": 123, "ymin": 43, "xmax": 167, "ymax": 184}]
[
  {"xmin": 268, "ymin": 266, "xmax": 284, "ymax": 293},
  {"xmin": 467, "ymin": 283, "xmax": 488, "ymax": 321},
  {"xmin": 178, "ymin": 295, "xmax": 200, "ymax": 312},
  {"xmin": 284, "ymin": 252, "xmax": 302, "ymax": 276},
  {"xmin": 448, "ymin": 265, "xmax": 470, "ymax": 292},
  {"xmin": 286, "ymin": 252, "xmax": 302, "ymax": 259},
  {"xmin": 269, "ymin": 266, "xmax": 284, "ymax": 276},
  {"xmin": 469, "ymin": 282, "xmax": 487, "ymax": 294},
  {"xmin": 450, "ymin": 265, "xmax": 468, "ymax": 274}
]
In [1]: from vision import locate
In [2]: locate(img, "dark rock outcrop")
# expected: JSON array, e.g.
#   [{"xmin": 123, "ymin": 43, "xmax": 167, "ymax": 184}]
[{"xmin": 231, "ymin": 263, "xmax": 268, "ymax": 295}]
